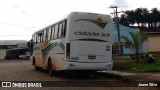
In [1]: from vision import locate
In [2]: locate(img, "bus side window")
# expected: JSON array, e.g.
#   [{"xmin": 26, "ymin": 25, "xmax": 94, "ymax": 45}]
[
  {"xmin": 58, "ymin": 22, "xmax": 62, "ymax": 39},
  {"xmin": 35, "ymin": 34, "xmax": 38, "ymax": 43},
  {"xmin": 32, "ymin": 34, "xmax": 35, "ymax": 42},
  {"xmin": 43, "ymin": 29, "xmax": 46, "ymax": 41},
  {"xmin": 62, "ymin": 20, "xmax": 67, "ymax": 38},
  {"xmin": 41, "ymin": 31, "xmax": 44, "ymax": 42},
  {"xmin": 45, "ymin": 28, "xmax": 49, "ymax": 41},
  {"xmin": 52, "ymin": 25, "xmax": 55, "ymax": 40},
  {"xmin": 33, "ymin": 34, "xmax": 37, "ymax": 43},
  {"xmin": 38, "ymin": 31, "xmax": 42, "ymax": 43},
  {"xmin": 48, "ymin": 27, "xmax": 52, "ymax": 41},
  {"xmin": 54, "ymin": 24, "xmax": 58, "ymax": 39}
]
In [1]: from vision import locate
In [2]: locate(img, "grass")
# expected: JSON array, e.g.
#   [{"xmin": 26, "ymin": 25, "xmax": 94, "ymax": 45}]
[{"xmin": 113, "ymin": 56, "xmax": 160, "ymax": 73}]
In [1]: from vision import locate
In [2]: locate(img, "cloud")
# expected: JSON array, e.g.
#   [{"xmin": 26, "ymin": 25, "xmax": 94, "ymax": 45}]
[
  {"xmin": 12, "ymin": 4, "xmax": 28, "ymax": 15},
  {"xmin": 113, "ymin": 0, "xmax": 128, "ymax": 7}
]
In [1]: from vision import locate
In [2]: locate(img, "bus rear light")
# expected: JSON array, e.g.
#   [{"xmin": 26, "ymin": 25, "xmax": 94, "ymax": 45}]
[{"xmin": 66, "ymin": 43, "xmax": 70, "ymax": 59}]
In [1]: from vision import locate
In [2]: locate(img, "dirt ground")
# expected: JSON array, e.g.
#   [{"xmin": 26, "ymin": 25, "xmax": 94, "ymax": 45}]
[{"xmin": 0, "ymin": 60, "xmax": 158, "ymax": 90}]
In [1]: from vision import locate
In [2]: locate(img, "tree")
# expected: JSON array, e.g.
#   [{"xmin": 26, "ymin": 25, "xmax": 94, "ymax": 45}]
[
  {"xmin": 125, "ymin": 10, "xmax": 136, "ymax": 25},
  {"xmin": 119, "ymin": 14, "xmax": 129, "ymax": 26},
  {"xmin": 119, "ymin": 7, "xmax": 160, "ymax": 29},
  {"xmin": 150, "ymin": 8, "xmax": 160, "ymax": 30},
  {"xmin": 121, "ymin": 32, "xmax": 148, "ymax": 62},
  {"xmin": 134, "ymin": 8, "xmax": 144, "ymax": 26}
]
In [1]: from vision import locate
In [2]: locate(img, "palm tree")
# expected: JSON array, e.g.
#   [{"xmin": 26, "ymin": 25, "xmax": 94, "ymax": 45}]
[{"xmin": 121, "ymin": 31, "xmax": 148, "ymax": 62}]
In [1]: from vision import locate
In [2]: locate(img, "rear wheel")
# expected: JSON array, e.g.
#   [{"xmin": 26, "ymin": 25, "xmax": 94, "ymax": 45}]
[
  {"xmin": 48, "ymin": 60, "xmax": 54, "ymax": 75},
  {"xmin": 33, "ymin": 58, "xmax": 41, "ymax": 71},
  {"xmin": 35, "ymin": 66, "xmax": 40, "ymax": 71}
]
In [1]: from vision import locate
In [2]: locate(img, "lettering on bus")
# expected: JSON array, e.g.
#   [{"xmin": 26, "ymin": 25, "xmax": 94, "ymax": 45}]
[
  {"xmin": 74, "ymin": 31, "xmax": 110, "ymax": 37},
  {"xmin": 71, "ymin": 57, "xmax": 79, "ymax": 60}
]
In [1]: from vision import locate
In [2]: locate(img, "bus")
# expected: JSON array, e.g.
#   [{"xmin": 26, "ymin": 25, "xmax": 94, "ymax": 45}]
[{"xmin": 30, "ymin": 12, "xmax": 114, "ymax": 75}]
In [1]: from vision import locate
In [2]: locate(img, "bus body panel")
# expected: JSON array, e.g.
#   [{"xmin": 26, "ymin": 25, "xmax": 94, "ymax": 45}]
[
  {"xmin": 33, "ymin": 43, "xmax": 43, "ymax": 67},
  {"xmin": 65, "ymin": 61, "xmax": 113, "ymax": 70},
  {"xmin": 40, "ymin": 39, "xmax": 66, "ymax": 71},
  {"xmin": 32, "ymin": 39, "xmax": 66, "ymax": 71},
  {"xmin": 67, "ymin": 12, "xmax": 113, "ymax": 43},
  {"xmin": 70, "ymin": 41, "xmax": 112, "ymax": 63}
]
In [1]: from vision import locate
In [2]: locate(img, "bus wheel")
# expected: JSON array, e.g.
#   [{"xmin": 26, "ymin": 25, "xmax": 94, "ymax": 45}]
[
  {"xmin": 48, "ymin": 60, "xmax": 54, "ymax": 75},
  {"xmin": 35, "ymin": 66, "xmax": 40, "ymax": 71},
  {"xmin": 33, "ymin": 58, "xmax": 41, "ymax": 71}
]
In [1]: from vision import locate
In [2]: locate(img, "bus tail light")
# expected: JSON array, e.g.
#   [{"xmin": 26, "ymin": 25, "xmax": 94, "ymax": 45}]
[{"xmin": 66, "ymin": 43, "xmax": 70, "ymax": 59}]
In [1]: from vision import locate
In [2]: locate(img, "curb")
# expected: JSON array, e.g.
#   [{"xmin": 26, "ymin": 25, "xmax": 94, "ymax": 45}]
[{"xmin": 103, "ymin": 70, "xmax": 138, "ymax": 81}]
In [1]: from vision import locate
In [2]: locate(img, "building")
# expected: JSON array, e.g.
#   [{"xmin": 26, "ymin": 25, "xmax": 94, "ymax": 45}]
[
  {"xmin": 0, "ymin": 40, "xmax": 29, "ymax": 60},
  {"xmin": 141, "ymin": 28, "xmax": 160, "ymax": 53},
  {"xmin": 113, "ymin": 24, "xmax": 140, "ymax": 55}
]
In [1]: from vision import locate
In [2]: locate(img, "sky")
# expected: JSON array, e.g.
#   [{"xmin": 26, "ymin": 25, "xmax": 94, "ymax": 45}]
[{"xmin": 0, "ymin": 0, "xmax": 160, "ymax": 40}]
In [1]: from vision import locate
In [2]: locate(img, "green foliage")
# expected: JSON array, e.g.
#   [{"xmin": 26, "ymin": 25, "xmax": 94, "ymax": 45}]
[
  {"xmin": 120, "ymin": 32, "xmax": 148, "ymax": 61},
  {"xmin": 120, "ymin": 7, "xmax": 160, "ymax": 29},
  {"xmin": 113, "ymin": 57, "xmax": 160, "ymax": 73}
]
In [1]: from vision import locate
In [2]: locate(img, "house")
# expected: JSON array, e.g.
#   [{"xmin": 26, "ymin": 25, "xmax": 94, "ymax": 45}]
[
  {"xmin": 140, "ymin": 28, "xmax": 160, "ymax": 53},
  {"xmin": 0, "ymin": 40, "xmax": 29, "ymax": 60}
]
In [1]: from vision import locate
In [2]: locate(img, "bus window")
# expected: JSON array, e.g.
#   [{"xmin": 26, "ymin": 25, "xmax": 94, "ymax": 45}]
[
  {"xmin": 36, "ymin": 33, "xmax": 38, "ymax": 43},
  {"xmin": 48, "ymin": 27, "xmax": 52, "ymax": 41},
  {"xmin": 33, "ymin": 34, "xmax": 36, "ymax": 42},
  {"xmin": 34, "ymin": 34, "xmax": 36, "ymax": 42},
  {"xmin": 58, "ymin": 23, "xmax": 62, "ymax": 38},
  {"xmin": 52, "ymin": 26, "xmax": 55, "ymax": 40},
  {"xmin": 54, "ymin": 24, "xmax": 58, "ymax": 39},
  {"xmin": 41, "ymin": 30, "xmax": 44, "ymax": 42},
  {"xmin": 37, "ymin": 31, "xmax": 42, "ymax": 43},
  {"xmin": 62, "ymin": 20, "xmax": 67, "ymax": 37},
  {"xmin": 43, "ymin": 29, "xmax": 46, "ymax": 41},
  {"xmin": 45, "ymin": 28, "xmax": 49, "ymax": 41},
  {"xmin": 32, "ymin": 34, "xmax": 34, "ymax": 42}
]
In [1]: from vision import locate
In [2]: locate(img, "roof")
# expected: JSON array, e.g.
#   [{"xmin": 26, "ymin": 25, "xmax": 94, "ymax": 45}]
[{"xmin": 0, "ymin": 40, "xmax": 28, "ymax": 46}]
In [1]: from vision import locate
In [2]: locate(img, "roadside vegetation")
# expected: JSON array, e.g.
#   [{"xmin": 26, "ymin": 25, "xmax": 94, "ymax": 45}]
[
  {"xmin": 113, "ymin": 53, "xmax": 160, "ymax": 73},
  {"xmin": 114, "ymin": 31, "xmax": 160, "ymax": 73},
  {"xmin": 120, "ymin": 31, "xmax": 148, "ymax": 62}
]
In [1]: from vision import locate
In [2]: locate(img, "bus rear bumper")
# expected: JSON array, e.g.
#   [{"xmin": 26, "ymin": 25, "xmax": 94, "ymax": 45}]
[{"xmin": 65, "ymin": 61, "xmax": 113, "ymax": 71}]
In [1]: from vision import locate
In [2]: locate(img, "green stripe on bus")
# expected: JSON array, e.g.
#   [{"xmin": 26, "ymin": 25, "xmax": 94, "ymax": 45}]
[
  {"xmin": 41, "ymin": 42, "xmax": 65, "ymax": 63},
  {"xmin": 75, "ymin": 19, "xmax": 108, "ymax": 29}
]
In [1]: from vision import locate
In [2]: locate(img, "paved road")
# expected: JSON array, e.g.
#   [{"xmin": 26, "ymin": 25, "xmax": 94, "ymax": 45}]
[{"xmin": 0, "ymin": 60, "xmax": 158, "ymax": 90}]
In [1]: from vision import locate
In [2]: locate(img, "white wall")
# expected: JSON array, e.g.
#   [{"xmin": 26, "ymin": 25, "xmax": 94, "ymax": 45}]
[
  {"xmin": 140, "ymin": 39, "xmax": 149, "ymax": 54},
  {"xmin": 148, "ymin": 36, "xmax": 160, "ymax": 52},
  {"xmin": 0, "ymin": 49, "xmax": 6, "ymax": 60},
  {"xmin": 17, "ymin": 43, "xmax": 28, "ymax": 48}
]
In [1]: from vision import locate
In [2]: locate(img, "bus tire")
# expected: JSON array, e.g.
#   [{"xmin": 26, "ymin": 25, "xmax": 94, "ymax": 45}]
[
  {"xmin": 48, "ymin": 60, "xmax": 54, "ymax": 75},
  {"xmin": 35, "ymin": 66, "xmax": 40, "ymax": 71},
  {"xmin": 33, "ymin": 57, "xmax": 41, "ymax": 71}
]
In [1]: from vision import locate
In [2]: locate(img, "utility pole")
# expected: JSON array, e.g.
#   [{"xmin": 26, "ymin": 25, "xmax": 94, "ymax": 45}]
[{"xmin": 109, "ymin": 5, "xmax": 122, "ymax": 55}]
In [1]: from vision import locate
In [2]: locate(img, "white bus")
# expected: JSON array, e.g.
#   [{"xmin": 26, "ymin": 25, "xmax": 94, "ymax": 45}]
[{"xmin": 31, "ymin": 12, "xmax": 113, "ymax": 75}]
